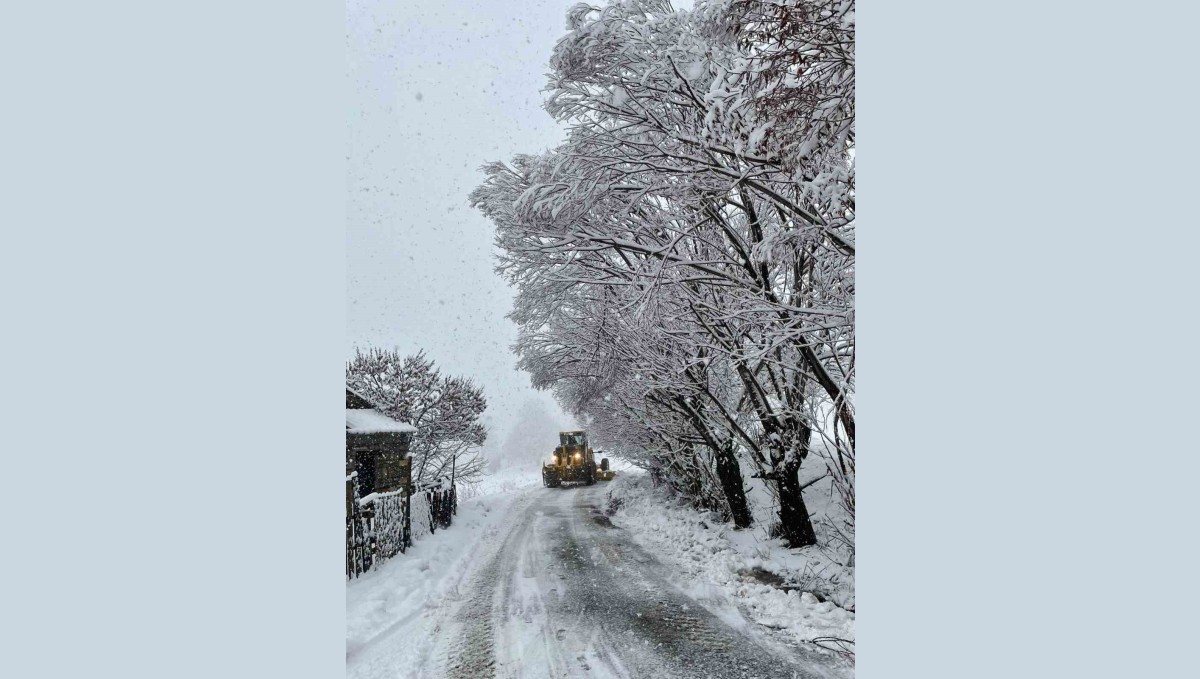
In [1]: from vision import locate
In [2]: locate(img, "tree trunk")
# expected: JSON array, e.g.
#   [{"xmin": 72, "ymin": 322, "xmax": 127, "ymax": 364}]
[
  {"xmin": 714, "ymin": 441, "xmax": 753, "ymax": 529},
  {"xmin": 775, "ymin": 456, "xmax": 817, "ymax": 547}
]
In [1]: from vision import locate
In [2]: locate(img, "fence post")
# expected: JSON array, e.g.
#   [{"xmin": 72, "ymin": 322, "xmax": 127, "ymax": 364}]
[
  {"xmin": 403, "ymin": 489, "xmax": 412, "ymax": 551},
  {"xmin": 347, "ymin": 473, "xmax": 369, "ymax": 579},
  {"xmin": 428, "ymin": 486, "xmax": 436, "ymax": 536},
  {"xmin": 346, "ymin": 475, "xmax": 354, "ymax": 578}
]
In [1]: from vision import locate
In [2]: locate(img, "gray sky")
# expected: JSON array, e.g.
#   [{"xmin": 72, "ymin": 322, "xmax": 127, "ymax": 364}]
[{"xmin": 347, "ymin": 0, "xmax": 579, "ymax": 459}]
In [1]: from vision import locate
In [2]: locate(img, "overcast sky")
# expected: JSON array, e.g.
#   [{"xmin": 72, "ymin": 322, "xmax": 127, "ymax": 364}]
[{"xmin": 347, "ymin": 0, "xmax": 580, "ymax": 459}]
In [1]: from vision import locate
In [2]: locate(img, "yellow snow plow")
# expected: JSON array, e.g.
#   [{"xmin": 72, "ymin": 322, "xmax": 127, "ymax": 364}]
[
  {"xmin": 596, "ymin": 456, "xmax": 615, "ymax": 481},
  {"xmin": 541, "ymin": 430, "xmax": 614, "ymax": 486}
]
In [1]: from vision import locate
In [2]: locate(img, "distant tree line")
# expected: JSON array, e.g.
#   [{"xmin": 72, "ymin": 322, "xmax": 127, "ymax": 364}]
[{"xmin": 472, "ymin": 0, "xmax": 854, "ymax": 548}]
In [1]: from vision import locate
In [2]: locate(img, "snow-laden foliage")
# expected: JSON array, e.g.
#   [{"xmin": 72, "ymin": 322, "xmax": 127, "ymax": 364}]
[
  {"xmin": 472, "ymin": 0, "xmax": 853, "ymax": 549},
  {"xmin": 346, "ymin": 348, "xmax": 489, "ymax": 486}
]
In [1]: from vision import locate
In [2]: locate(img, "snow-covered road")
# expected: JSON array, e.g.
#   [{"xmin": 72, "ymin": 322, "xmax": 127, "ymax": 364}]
[{"xmin": 348, "ymin": 482, "xmax": 850, "ymax": 679}]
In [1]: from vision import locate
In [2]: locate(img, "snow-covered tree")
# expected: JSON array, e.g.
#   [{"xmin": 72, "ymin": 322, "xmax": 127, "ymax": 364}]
[
  {"xmin": 472, "ymin": 0, "xmax": 854, "ymax": 548},
  {"xmin": 346, "ymin": 349, "xmax": 488, "ymax": 486}
]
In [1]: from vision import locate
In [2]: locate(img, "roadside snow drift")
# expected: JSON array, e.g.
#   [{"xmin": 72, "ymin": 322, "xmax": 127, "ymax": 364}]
[{"xmin": 603, "ymin": 472, "xmax": 855, "ymax": 650}]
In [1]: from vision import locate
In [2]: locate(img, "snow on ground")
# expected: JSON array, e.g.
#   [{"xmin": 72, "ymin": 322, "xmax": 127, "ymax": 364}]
[
  {"xmin": 348, "ymin": 464, "xmax": 852, "ymax": 677},
  {"xmin": 458, "ymin": 466, "xmax": 543, "ymax": 501},
  {"xmin": 603, "ymin": 470, "xmax": 855, "ymax": 652},
  {"xmin": 346, "ymin": 467, "xmax": 541, "ymax": 674}
]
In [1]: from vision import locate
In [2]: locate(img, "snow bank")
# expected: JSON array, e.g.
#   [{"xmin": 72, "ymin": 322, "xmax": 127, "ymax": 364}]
[{"xmin": 604, "ymin": 472, "xmax": 855, "ymax": 651}]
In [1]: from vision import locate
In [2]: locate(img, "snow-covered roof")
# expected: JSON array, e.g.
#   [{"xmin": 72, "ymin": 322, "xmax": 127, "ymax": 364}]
[{"xmin": 346, "ymin": 408, "xmax": 416, "ymax": 434}]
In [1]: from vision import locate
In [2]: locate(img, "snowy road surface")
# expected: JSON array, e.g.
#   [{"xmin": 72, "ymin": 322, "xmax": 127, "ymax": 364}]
[{"xmin": 347, "ymin": 483, "xmax": 851, "ymax": 679}]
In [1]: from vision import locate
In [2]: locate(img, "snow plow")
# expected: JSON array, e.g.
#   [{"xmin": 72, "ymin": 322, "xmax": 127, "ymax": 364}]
[
  {"xmin": 542, "ymin": 430, "xmax": 613, "ymax": 487},
  {"xmin": 596, "ymin": 456, "xmax": 615, "ymax": 481}
]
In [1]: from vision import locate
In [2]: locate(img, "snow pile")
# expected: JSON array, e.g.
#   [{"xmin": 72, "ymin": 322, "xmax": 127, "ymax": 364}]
[{"xmin": 605, "ymin": 472, "xmax": 855, "ymax": 649}]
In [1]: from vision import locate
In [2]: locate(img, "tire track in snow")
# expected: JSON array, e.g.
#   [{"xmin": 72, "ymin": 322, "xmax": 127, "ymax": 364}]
[
  {"xmin": 398, "ymin": 492, "xmax": 539, "ymax": 679},
  {"xmin": 435, "ymin": 490, "xmax": 565, "ymax": 679},
  {"xmin": 555, "ymin": 487, "xmax": 841, "ymax": 679},
  {"xmin": 426, "ymin": 501, "xmax": 537, "ymax": 679},
  {"xmin": 401, "ymin": 483, "xmax": 848, "ymax": 679}
]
